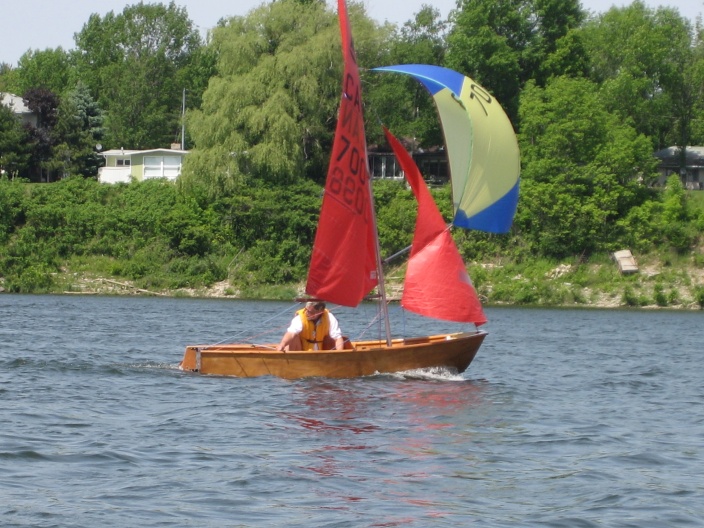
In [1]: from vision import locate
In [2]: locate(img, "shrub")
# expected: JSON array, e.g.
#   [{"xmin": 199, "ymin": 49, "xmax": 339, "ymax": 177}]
[
  {"xmin": 653, "ymin": 283, "xmax": 668, "ymax": 307},
  {"xmin": 4, "ymin": 264, "xmax": 55, "ymax": 293},
  {"xmin": 694, "ymin": 286, "xmax": 704, "ymax": 309}
]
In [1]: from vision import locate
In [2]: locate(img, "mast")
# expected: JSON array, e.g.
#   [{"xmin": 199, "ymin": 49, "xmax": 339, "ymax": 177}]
[
  {"xmin": 180, "ymin": 88, "xmax": 186, "ymax": 150},
  {"xmin": 367, "ymin": 176, "xmax": 392, "ymax": 346}
]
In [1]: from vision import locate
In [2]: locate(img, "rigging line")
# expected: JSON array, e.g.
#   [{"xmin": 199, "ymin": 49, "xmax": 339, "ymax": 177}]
[
  {"xmin": 383, "ymin": 244, "xmax": 411, "ymax": 264},
  {"xmin": 207, "ymin": 301, "xmax": 350, "ymax": 349},
  {"xmin": 201, "ymin": 302, "xmax": 300, "ymax": 350},
  {"xmin": 384, "ymin": 223, "xmax": 453, "ymax": 265},
  {"xmin": 354, "ymin": 301, "xmax": 390, "ymax": 341},
  {"xmin": 354, "ymin": 311, "xmax": 381, "ymax": 340}
]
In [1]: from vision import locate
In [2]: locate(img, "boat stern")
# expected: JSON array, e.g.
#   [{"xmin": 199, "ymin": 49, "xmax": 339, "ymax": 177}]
[{"xmin": 180, "ymin": 346, "xmax": 200, "ymax": 372}]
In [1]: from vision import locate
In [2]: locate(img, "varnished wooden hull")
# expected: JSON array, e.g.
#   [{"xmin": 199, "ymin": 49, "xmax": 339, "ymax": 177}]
[{"xmin": 180, "ymin": 331, "xmax": 486, "ymax": 379}]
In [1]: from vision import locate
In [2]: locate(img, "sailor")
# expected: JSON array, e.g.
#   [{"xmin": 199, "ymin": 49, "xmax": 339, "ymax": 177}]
[{"xmin": 276, "ymin": 301, "xmax": 344, "ymax": 352}]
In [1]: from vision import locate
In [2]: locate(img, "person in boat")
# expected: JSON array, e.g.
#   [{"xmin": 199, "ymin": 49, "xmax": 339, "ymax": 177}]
[{"xmin": 276, "ymin": 301, "xmax": 344, "ymax": 352}]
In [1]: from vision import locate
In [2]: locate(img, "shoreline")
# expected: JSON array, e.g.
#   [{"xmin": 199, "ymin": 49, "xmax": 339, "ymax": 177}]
[
  {"xmin": 3, "ymin": 256, "xmax": 704, "ymax": 311},
  {"xmin": 2, "ymin": 277, "xmax": 702, "ymax": 311}
]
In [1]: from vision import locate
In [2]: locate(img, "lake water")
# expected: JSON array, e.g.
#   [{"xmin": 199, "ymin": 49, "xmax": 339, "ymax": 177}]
[{"xmin": 1, "ymin": 294, "xmax": 703, "ymax": 527}]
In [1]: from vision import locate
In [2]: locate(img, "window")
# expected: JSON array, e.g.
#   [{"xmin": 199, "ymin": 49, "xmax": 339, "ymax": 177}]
[
  {"xmin": 116, "ymin": 159, "xmax": 131, "ymax": 167},
  {"xmin": 144, "ymin": 156, "xmax": 182, "ymax": 179}
]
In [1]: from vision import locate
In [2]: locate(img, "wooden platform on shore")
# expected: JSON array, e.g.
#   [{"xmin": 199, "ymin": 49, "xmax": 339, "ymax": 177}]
[{"xmin": 613, "ymin": 249, "xmax": 639, "ymax": 274}]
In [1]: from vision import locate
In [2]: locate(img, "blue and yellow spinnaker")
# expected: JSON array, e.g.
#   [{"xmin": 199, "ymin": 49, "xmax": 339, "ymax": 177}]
[{"xmin": 373, "ymin": 64, "xmax": 520, "ymax": 233}]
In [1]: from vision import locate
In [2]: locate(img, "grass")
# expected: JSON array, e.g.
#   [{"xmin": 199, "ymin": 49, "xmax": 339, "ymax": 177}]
[
  {"xmin": 474, "ymin": 250, "xmax": 703, "ymax": 309},
  {"xmin": 5, "ymin": 247, "xmax": 703, "ymax": 309},
  {"xmin": 688, "ymin": 190, "xmax": 704, "ymax": 213}
]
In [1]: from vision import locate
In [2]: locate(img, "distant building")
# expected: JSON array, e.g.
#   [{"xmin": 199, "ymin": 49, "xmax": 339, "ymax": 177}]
[
  {"xmin": 368, "ymin": 137, "xmax": 448, "ymax": 184},
  {"xmin": 0, "ymin": 92, "xmax": 38, "ymax": 127},
  {"xmin": 98, "ymin": 145, "xmax": 188, "ymax": 184},
  {"xmin": 654, "ymin": 146, "xmax": 704, "ymax": 190}
]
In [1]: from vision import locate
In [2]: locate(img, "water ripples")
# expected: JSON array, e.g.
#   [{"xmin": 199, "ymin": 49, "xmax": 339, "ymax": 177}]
[{"xmin": 1, "ymin": 297, "xmax": 703, "ymax": 526}]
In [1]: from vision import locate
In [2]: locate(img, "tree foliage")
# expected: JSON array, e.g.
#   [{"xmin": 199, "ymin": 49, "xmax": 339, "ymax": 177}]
[
  {"xmin": 15, "ymin": 48, "xmax": 74, "ymax": 96},
  {"xmin": 517, "ymin": 76, "xmax": 658, "ymax": 257},
  {"xmin": 365, "ymin": 6, "xmax": 447, "ymax": 148},
  {"xmin": 73, "ymin": 1, "xmax": 207, "ymax": 149},
  {"xmin": 445, "ymin": 0, "xmax": 585, "ymax": 123},
  {"xmin": 581, "ymin": 2, "xmax": 698, "ymax": 150},
  {"xmin": 50, "ymin": 83, "xmax": 105, "ymax": 178},
  {"xmin": 182, "ymin": 0, "xmax": 387, "ymax": 199},
  {"xmin": 0, "ymin": 63, "xmax": 20, "ymax": 93},
  {"xmin": 0, "ymin": 104, "xmax": 31, "ymax": 178},
  {"xmin": 22, "ymin": 87, "xmax": 60, "ymax": 180},
  {"xmin": 185, "ymin": 1, "xmax": 334, "ymax": 191}
]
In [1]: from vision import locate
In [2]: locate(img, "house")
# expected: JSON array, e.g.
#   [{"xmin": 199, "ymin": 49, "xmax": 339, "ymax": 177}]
[
  {"xmin": 368, "ymin": 137, "xmax": 449, "ymax": 183},
  {"xmin": 653, "ymin": 146, "xmax": 704, "ymax": 190},
  {"xmin": 0, "ymin": 92, "xmax": 38, "ymax": 127},
  {"xmin": 98, "ymin": 144, "xmax": 188, "ymax": 183}
]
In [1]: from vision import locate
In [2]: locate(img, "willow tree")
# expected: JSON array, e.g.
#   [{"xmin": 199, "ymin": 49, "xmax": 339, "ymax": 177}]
[{"xmin": 182, "ymin": 0, "xmax": 384, "ymax": 199}]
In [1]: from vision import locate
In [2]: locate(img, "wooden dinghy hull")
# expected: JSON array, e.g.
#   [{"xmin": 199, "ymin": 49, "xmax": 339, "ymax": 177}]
[{"xmin": 180, "ymin": 331, "xmax": 486, "ymax": 379}]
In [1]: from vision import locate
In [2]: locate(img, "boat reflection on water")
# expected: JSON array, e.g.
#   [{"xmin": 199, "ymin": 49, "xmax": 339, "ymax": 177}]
[
  {"xmin": 278, "ymin": 376, "xmax": 491, "ymax": 522},
  {"xmin": 282, "ymin": 375, "xmax": 489, "ymax": 470}
]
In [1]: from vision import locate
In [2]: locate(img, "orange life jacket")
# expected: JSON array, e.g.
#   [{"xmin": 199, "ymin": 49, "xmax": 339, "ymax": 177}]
[{"xmin": 296, "ymin": 308, "xmax": 331, "ymax": 351}]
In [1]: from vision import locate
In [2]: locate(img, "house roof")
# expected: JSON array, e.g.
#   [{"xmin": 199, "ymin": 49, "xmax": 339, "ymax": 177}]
[
  {"xmin": 653, "ymin": 146, "xmax": 704, "ymax": 165},
  {"xmin": 1, "ymin": 92, "xmax": 31, "ymax": 114},
  {"xmin": 100, "ymin": 148, "xmax": 189, "ymax": 157}
]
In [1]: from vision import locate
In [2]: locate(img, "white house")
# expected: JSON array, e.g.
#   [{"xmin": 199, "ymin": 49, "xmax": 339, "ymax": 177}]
[
  {"xmin": 98, "ymin": 145, "xmax": 189, "ymax": 183},
  {"xmin": 0, "ymin": 92, "xmax": 38, "ymax": 127}
]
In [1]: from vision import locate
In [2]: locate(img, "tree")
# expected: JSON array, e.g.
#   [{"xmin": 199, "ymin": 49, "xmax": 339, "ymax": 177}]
[
  {"xmin": 517, "ymin": 76, "xmax": 658, "ymax": 257},
  {"xmin": 581, "ymin": 2, "xmax": 697, "ymax": 151},
  {"xmin": 182, "ymin": 0, "xmax": 384, "ymax": 199},
  {"xmin": 0, "ymin": 103, "xmax": 31, "ymax": 178},
  {"xmin": 530, "ymin": 0, "xmax": 586, "ymax": 84},
  {"xmin": 445, "ymin": 0, "xmax": 525, "ymax": 122},
  {"xmin": 49, "ymin": 82, "xmax": 105, "ymax": 178},
  {"xmin": 690, "ymin": 24, "xmax": 704, "ymax": 145},
  {"xmin": 445, "ymin": 0, "xmax": 585, "ymax": 124},
  {"xmin": 23, "ymin": 87, "xmax": 60, "ymax": 181},
  {"xmin": 0, "ymin": 63, "xmax": 20, "ymax": 94},
  {"xmin": 365, "ymin": 6, "xmax": 447, "ymax": 148},
  {"xmin": 15, "ymin": 48, "xmax": 74, "ymax": 96},
  {"xmin": 74, "ymin": 2, "xmax": 205, "ymax": 150}
]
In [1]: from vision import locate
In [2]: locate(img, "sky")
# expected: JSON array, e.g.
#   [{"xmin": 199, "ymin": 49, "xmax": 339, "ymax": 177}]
[{"xmin": 1, "ymin": 0, "xmax": 703, "ymax": 67}]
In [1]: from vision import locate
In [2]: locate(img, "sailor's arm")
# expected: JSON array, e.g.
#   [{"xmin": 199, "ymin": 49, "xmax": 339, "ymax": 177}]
[{"xmin": 277, "ymin": 331, "xmax": 297, "ymax": 352}]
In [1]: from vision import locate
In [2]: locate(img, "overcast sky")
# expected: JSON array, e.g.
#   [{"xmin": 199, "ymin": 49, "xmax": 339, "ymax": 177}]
[{"xmin": 2, "ymin": 0, "xmax": 702, "ymax": 67}]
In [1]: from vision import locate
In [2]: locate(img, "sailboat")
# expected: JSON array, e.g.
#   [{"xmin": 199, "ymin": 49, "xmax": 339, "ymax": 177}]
[{"xmin": 179, "ymin": 0, "xmax": 520, "ymax": 379}]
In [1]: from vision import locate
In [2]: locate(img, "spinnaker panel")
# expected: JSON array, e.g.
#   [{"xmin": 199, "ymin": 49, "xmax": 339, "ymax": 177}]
[{"xmin": 374, "ymin": 64, "xmax": 520, "ymax": 234}]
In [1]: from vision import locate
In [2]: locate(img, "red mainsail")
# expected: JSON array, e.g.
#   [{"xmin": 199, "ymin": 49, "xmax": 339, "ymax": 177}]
[
  {"xmin": 383, "ymin": 127, "xmax": 487, "ymax": 325},
  {"xmin": 305, "ymin": 0, "xmax": 378, "ymax": 307}
]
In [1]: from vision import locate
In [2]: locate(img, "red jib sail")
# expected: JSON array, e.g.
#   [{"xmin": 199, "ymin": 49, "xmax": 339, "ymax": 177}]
[
  {"xmin": 383, "ymin": 127, "xmax": 487, "ymax": 325},
  {"xmin": 305, "ymin": 0, "xmax": 378, "ymax": 307}
]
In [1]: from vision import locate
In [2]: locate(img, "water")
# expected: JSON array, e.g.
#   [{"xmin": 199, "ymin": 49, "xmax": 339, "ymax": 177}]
[{"xmin": 1, "ymin": 295, "xmax": 703, "ymax": 527}]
